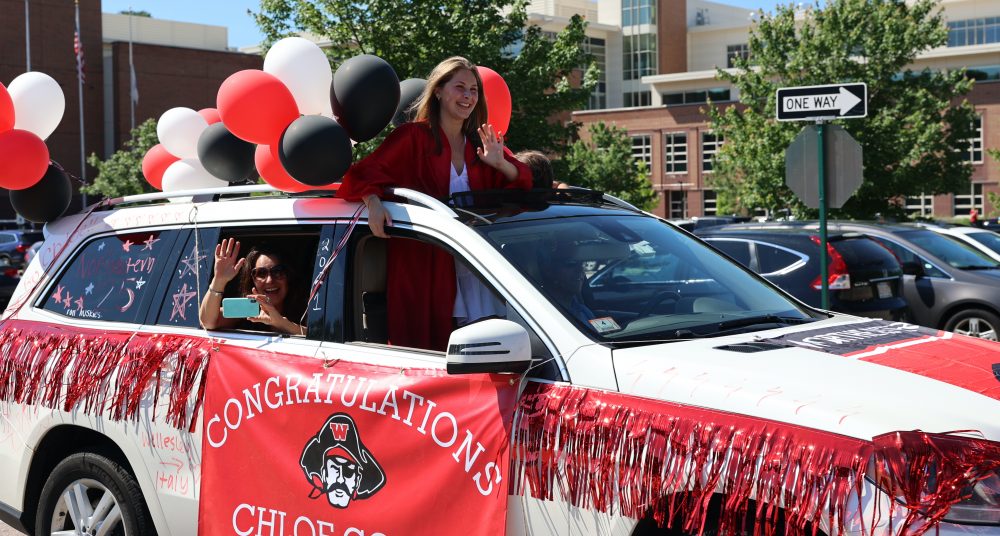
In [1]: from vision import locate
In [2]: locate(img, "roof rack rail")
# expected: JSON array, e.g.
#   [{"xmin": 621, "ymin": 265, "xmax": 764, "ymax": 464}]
[
  {"xmin": 601, "ymin": 193, "xmax": 641, "ymax": 212},
  {"xmin": 388, "ymin": 187, "xmax": 458, "ymax": 218},
  {"xmin": 92, "ymin": 184, "xmax": 338, "ymax": 211}
]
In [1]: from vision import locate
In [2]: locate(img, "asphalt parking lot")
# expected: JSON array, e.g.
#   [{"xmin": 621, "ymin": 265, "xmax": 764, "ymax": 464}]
[{"xmin": 0, "ymin": 524, "xmax": 18, "ymax": 535}]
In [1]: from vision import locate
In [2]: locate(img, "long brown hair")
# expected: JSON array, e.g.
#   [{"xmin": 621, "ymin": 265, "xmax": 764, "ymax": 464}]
[{"xmin": 411, "ymin": 56, "xmax": 489, "ymax": 154}]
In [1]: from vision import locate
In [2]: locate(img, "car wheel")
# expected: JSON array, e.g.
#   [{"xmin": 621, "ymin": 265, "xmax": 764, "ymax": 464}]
[
  {"xmin": 35, "ymin": 452, "xmax": 155, "ymax": 536},
  {"xmin": 945, "ymin": 309, "xmax": 1000, "ymax": 341}
]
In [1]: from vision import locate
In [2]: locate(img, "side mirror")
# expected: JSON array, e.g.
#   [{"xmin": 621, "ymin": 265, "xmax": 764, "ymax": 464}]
[
  {"xmin": 900, "ymin": 260, "xmax": 924, "ymax": 277},
  {"xmin": 446, "ymin": 319, "xmax": 531, "ymax": 375}
]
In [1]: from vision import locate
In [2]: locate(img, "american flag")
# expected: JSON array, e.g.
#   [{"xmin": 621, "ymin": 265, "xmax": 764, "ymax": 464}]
[{"xmin": 74, "ymin": 9, "xmax": 86, "ymax": 83}]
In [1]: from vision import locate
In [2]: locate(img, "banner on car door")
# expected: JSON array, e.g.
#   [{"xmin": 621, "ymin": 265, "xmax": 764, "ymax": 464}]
[{"xmin": 199, "ymin": 346, "xmax": 518, "ymax": 536}]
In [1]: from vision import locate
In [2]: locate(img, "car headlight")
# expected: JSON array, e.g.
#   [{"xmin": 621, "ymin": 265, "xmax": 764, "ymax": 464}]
[{"xmin": 943, "ymin": 469, "xmax": 1000, "ymax": 525}]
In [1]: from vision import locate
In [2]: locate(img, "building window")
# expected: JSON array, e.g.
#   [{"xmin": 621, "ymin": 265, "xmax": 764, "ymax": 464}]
[
  {"xmin": 703, "ymin": 190, "xmax": 717, "ymax": 216},
  {"xmin": 967, "ymin": 114, "xmax": 984, "ymax": 164},
  {"xmin": 668, "ymin": 191, "xmax": 687, "ymax": 219},
  {"xmin": 622, "ymin": 0, "xmax": 656, "ymax": 27},
  {"xmin": 726, "ymin": 44, "xmax": 749, "ymax": 68},
  {"xmin": 905, "ymin": 194, "xmax": 934, "ymax": 217},
  {"xmin": 965, "ymin": 65, "xmax": 1000, "ymax": 81},
  {"xmin": 584, "ymin": 37, "xmax": 607, "ymax": 109},
  {"xmin": 664, "ymin": 132, "xmax": 688, "ymax": 174},
  {"xmin": 702, "ymin": 132, "xmax": 724, "ymax": 173},
  {"xmin": 662, "ymin": 88, "xmax": 731, "ymax": 106},
  {"xmin": 624, "ymin": 91, "xmax": 651, "ymax": 107},
  {"xmin": 953, "ymin": 184, "xmax": 984, "ymax": 217},
  {"xmin": 948, "ymin": 17, "xmax": 1000, "ymax": 47},
  {"xmin": 623, "ymin": 33, "xmax": 657, "ymax": 80},
  {"xmin": 631, "ymin": 135, "xmax": 652, "ymax": 173}
]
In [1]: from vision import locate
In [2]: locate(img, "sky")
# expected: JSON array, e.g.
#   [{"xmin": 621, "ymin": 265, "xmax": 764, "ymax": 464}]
[{"xmin": 100, "ymin": 1, "xmax": 797, "ymax": 49}]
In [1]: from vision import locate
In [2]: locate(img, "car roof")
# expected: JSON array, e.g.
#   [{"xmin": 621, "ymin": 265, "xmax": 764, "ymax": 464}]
[{"xmin": 702, "ymin": 221, "xmax": 932, "ymax": 234}]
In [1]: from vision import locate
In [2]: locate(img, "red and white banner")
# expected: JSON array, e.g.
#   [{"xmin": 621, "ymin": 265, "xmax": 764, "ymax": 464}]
[{"xmin": 199, "ymin": 345, "xmax": 518, "ymax": 536}]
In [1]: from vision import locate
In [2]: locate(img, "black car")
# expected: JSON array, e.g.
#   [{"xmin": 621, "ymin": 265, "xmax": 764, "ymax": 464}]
[
  {"xmin": 696, "ymin": 226, "xmax": 907, "ymax": 320},
  {"xmin": 0, "ymin": 230, "xmax": 44, "ymax": 268}
]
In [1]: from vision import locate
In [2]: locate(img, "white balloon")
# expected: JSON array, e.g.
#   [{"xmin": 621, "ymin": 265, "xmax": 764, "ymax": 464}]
[
  {"xmin": 264, "ymin": 37, "xmax": 332, "ymax": 116},
  {"xmin": 157, "ymin": 107, "xmax": 208, "ymax": 159},
  {"xmin": 8, "ymin": 72, "xmax": 66, "ymax": 140},
  {"xmin": 161, "ymin": 159, "xmax": 229, "ymax": 192}
]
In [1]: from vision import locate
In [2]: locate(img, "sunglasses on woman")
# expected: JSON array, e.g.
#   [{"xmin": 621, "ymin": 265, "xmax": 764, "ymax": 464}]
[{"xmin": 251, "ymin": 265, "xmax": 289, "ymax": 280}]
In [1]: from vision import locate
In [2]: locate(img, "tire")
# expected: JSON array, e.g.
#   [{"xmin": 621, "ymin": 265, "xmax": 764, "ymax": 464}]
[
  {"xmin": 944, "ymin": 308, "xmax": 1000, "ymax": 341},
  {"xmin": 35, "ymin": 452, "xmax": 155, "ymax": 536}
]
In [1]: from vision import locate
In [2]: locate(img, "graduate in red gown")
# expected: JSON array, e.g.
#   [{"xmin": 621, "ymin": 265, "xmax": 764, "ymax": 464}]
[{"xmin": 338, "ymin": 56, "xmax": 531, "ymax": 351}]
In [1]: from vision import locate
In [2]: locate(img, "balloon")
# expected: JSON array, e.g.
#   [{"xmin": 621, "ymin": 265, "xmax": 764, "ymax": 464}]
[
  {"xmin": 392, "ymin": 78, "xmax": 426, "ymax": 127},
  {"xmin": 278, "ymin": 115, "xmax": 352, "ymax": 187},
  {"xmin": 264, "ymin": 37, "xmax": 333, "ymax": 116},
  {"xmin": 331, "ymin": 54, "xmax": 400, "ymax": 142},
  {"xmin": 141, "ymin": 144, "xmax": 179, "ymax": 190},
  {"xmin": 10, "ymin": 163, "xmax": 72, "ymax": 223},
  {"xmin": 0, "ymin": 129, "xmax": 49, "ymax": 190},
  {"xmin": 7, "ymin": 72, "xmax": 65, "ymax": 140},
  {"xmin": 217, "ymin": 70, "xmax": 299, "ymax": 145},
  {"xmin": 157, "ymin": 107, "xmax": 208, "ymax": 159},
  {"xmin": 478, "ymin": 66, "xmax": 511, "ymax": 136},
  {"xmin": 161, "ymin": 159, "xmax": 229, "ymax": 192},
  {"xmin": 197, "ymin": 123, "xmax": 256, "ymax": 183},
  {"xmin": 0, "ymin": 82, "xmax": 13, "ymax": 134},
  {"xmin": 198, "ymin": 107, "xmax": 222, "ymax": 125},
  {"xmin": 255, "ymin": 144, "xmax": 310, "ymax": 193}
]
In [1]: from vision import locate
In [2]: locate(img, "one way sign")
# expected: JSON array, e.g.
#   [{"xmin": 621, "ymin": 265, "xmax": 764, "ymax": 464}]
[{"xmin": 776, "ymin": 83, "xmax": 867, "ymax": 121}]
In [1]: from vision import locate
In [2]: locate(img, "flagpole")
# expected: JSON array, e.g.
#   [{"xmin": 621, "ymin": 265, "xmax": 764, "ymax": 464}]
[
  {"xmin": 128, "ymin": 5, "xmax": 135, "ymax": 131},
  {"xmin": 76, "ymin": 0, "xmax": 87, "ymax": 208},
  {"xmin": 24, "ymin": 0, "xmax": 31, "ymax": 71}
]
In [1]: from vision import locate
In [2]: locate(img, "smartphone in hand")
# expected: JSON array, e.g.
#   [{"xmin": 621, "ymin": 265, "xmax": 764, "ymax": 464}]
[{"xmin": 222, "ymin": 297, "xmax": 260, "ymax": 318}]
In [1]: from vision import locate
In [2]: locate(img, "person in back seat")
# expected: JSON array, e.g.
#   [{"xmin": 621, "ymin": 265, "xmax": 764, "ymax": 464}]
[
  {"xmin": 338, "ymin": 56, "xmax": 531, "ymax": 351},
  {"xmin": 199, "ymin": 238, "xmax": 307, "ymax": 335}
]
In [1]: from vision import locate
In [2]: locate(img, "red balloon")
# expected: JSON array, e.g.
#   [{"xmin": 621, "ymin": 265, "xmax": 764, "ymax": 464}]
[
  {"xmin": 0, "ymin": 129, "xmax": 49, "ymax": 190},
  {"xmin": 217, "ymin": 70, "xmax": 299, "ymax": 145},
  {"xmin": 0, "ymin": 82, "xmax": 13, "ymax": 134},
  {"xmin": 198, "ymin": 107, "xmax": 222, "ymax": 125},
  {"xmin": 255, "ymin": 144, "xmax": 310, "ymax": 193},
  {"xmin": 142, "ymin": 144, "xmax": 179, "ymax": 191},
  {"xmin": 477, "ymin": 66, "xmax": 512, "ymax": 137}
]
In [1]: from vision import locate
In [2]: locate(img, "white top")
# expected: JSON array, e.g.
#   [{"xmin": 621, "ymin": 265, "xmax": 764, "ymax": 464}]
[{"xmin": 450, "ymin": 156, "xmax": 506, "ymax": 325}]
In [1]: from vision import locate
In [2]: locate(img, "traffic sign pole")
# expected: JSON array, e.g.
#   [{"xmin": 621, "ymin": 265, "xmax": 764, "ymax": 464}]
[{"xmin": 816, "ymin": 121, "xmax": 829, "ymax": 310}]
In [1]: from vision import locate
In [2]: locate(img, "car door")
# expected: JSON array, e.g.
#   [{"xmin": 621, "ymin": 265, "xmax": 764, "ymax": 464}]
[{"xmin": 869, "ymin": 235, "xmax": 950, "ymax": 327}]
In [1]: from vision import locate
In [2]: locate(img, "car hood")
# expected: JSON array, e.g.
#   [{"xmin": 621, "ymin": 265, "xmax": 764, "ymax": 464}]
[{"xmin": 612, "ymin": 316, "xmax": 1000, "ymax": 442}]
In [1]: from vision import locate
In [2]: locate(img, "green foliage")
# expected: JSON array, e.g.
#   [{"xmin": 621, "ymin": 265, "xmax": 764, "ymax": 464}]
[
  {"xmin": 988, "ymin": 149, "xmax": 1000, "ymax": 217},
  {"xmin": 252, "ymin": 0, "xmax": 597, "ymax": 155},
  {"xmin": 119, "ymin": 9, "xmax": 152, "ymax": 17},
  {"xmin": 708, "ymin": 0, "xmax": 977, "ymax": 219},
  {"xmin": 562, "ymin": 122, "xmax": 657, "ymax": 211},
  {"xmin": 82, "ymin": 119, "xmax": 159, "ymax": 198}
]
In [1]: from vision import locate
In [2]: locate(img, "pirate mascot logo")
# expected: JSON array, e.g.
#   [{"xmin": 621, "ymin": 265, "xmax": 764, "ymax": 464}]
[{"xmin": 300, "ymin": 413, "xmax": 386, "ymax": 509}]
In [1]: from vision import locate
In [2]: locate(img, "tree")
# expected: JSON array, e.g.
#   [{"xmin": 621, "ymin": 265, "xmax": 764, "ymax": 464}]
[
  {"xmin": 82, "ymin": 119, "xmax": 159, "ymax": 198},
  {"xmin": 708, "ymin": 0, "xmax": 977, "ymax": 219},
  {"xmin": 119, "ymin": 9, "xmax": 152, "ymax": 17},
  {"xmin": 252, "ymin": 0, "xmax": 598, "ymax": 156},
  {"xmin": 561, "ymin": 122, "xmax": 657, "ymax": 211}
]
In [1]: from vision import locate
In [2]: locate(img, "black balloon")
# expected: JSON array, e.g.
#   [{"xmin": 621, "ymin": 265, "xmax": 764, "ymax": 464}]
[
  {"xmin": 197, "ymin": 122, "xmax": 256, "ymax": 183},
  {"xmin": 278, "ymin": 115, "xmax": 352, "ymax": 187},
  {"xmin": 392, "ymin": 78, "xmax": 427, "ymax": 127},
  {"xmin": 11, "ymin": 163, "xmax": 72, "ymax": 223},
  {"xmin": 331, "ymin": 54, "xmax": 400, "ymax": 142}
]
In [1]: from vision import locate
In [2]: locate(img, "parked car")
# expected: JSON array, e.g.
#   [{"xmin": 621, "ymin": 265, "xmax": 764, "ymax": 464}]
[
  {"xmin": 668, "ymin": 215, "xmax": 750, "ymax": 232},
  {"xmin": 930, "ymin": 225, "xmax": 1000, "ymax": 263},
  {"xmin": 695, "ymin": 227, "xmax": 906, "ymax": 319},
  {"xmin": 1, "ymin": 186, "xmax": 998, "ymax": 536},
  {"xmin": 0, "ymin": 258, "xmax": 19, "ymax": 311},
  {"xmin": 0, "ymin": 230, "xmax": 44, "ymax": 268},
  {"xmin": 22, "ymin": 240, "xmax": 43, "ymax": 267}
]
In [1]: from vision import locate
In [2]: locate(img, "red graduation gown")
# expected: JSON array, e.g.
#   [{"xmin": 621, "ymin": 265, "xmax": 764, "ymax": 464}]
[{"xmin": 339, "ymin": 122, "xmax": 532, "ymax": 351}]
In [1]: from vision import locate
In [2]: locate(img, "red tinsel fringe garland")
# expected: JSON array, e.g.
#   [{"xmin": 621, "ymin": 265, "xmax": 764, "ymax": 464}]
[
  {"xmin": 0, "ymin": 321, "xmax": 210, "ymax": 432},
  {"xmin": 511, "ymin": 383, "xmax": 1000, "ymax": 536}
]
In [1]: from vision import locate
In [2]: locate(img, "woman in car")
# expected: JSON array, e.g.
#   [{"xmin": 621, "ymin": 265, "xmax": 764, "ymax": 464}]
[
  {"xmin": 338, "ymin": 56, "xmax": 532, "ymax": 350},
  {"xmin": 199, "ymin": 238, "xmax": 307, "ymax": 335}
]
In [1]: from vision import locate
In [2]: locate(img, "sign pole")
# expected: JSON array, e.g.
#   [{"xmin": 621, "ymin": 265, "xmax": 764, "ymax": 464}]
[{"xmin": 816, "ymin": 120, "xmax": 829, "ymax": 310}]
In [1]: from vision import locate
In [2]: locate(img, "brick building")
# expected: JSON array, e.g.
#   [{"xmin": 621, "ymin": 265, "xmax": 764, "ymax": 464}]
[{"xmin": 0, "ymin": 0, "xmax": 262, "ymax": 218}]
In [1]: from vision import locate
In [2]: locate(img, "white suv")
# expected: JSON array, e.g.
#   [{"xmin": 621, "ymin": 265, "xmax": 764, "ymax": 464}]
[{"xmin": 1, "ymin": 185, "xmax": 998, "ymax": 536}]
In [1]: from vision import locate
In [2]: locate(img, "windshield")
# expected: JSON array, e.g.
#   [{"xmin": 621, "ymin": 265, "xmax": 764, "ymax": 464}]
[
  {"xmin": 966, "ymin": 231, "xmax": 1000, "ymax": 257},
  {"xmin": 476, "ymin": 214, "xmax": 813, "ymax": 343},
  {"xmin": 899, "ymin": 230, "xmax": 1000, "ymax": 269}
]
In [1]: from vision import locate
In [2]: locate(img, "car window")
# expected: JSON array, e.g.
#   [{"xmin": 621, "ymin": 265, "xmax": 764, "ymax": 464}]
[
  {"xmin": 0, "ymin": 234, "xmax": 14, "ymax": 244},
  {"xmin": 705, "ymin": 238, "xmax": 752, "ymax": 268},
  {"xmin": 871, "ymin": 237, "xmax": 947, "ymax": 278},
  {"xmin": 41, "ymin": 230, "xmax": 179, "ymax": 324},
  {"xmin": 756, "ymin": 243, "xmax": 803, "ymax": 274},
  {"xmin": 897, "ymin": 229, "xmax": 999, "ymax": 269},
  {"xmin": 154, "ymin": 228, "xmax": 220, "ymax": 328},
  {"xmin": 966, "ymin": 231, "xmax": 1000, "ymax": 256}
]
